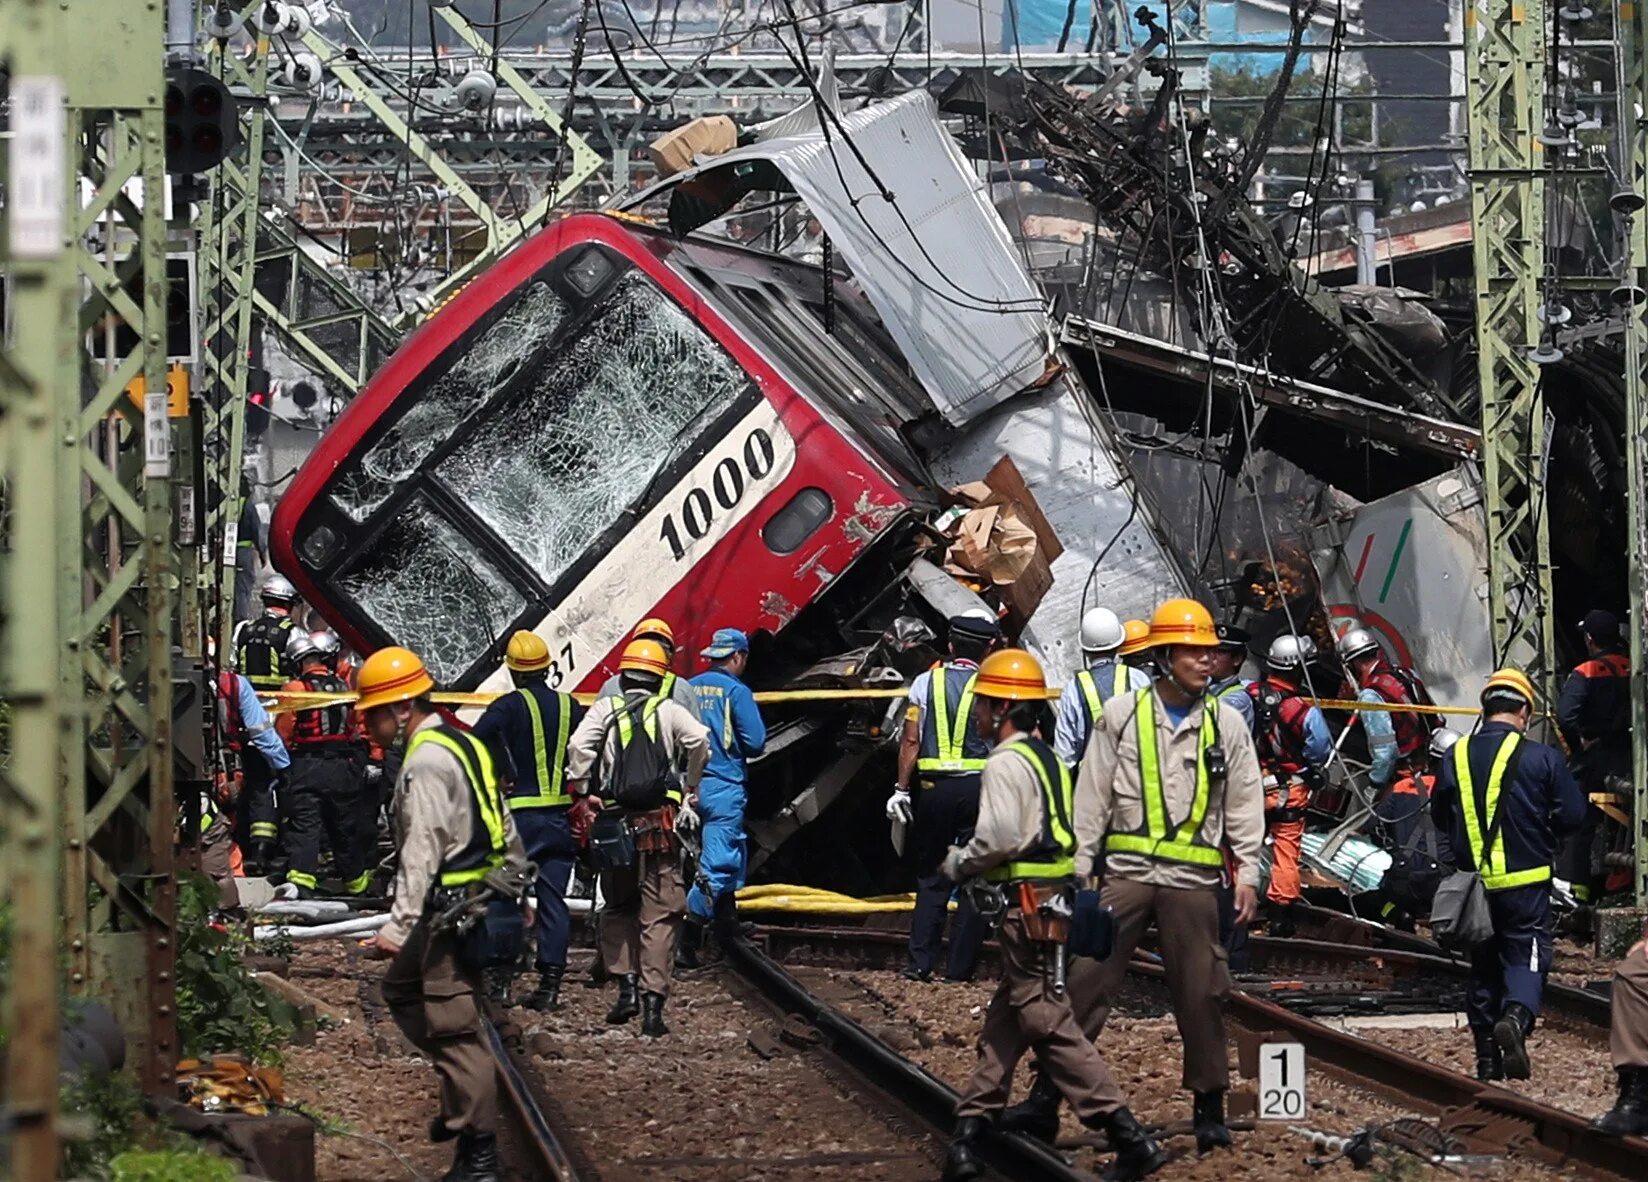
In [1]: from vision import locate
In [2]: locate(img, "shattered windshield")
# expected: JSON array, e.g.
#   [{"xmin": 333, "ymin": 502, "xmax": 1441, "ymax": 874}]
[
  {"xmin": 435, "ymin": 273, "xmax": 752, "ymax": 587},
  {"xmin": 336, "ymin": 495, "xmax": 525, "ymax": 683}
]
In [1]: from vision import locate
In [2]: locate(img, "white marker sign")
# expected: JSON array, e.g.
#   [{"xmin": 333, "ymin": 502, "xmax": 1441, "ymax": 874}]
[{"xmin": 1258, "ymin": 1041, "xmax": 1307, "ymax": 1120}]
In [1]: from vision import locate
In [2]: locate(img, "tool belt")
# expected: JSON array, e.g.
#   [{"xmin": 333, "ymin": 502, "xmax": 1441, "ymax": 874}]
[
  {"xmin": 1265, "ymin": 805, "xmax": 1308, "ymax": 824},
  {"xmin": 1013, "ymin": 881, "xmax": 1074, "ymax": 944},
  {"xmin": 631, "ymin": 804, "xmax": 678, "ymax": 855}
]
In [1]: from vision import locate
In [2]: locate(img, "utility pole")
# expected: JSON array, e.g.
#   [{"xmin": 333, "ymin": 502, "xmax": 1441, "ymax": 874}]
[{"xmin": 1464, "ymin": 0, "xmax": 1557, "ymax": 702}]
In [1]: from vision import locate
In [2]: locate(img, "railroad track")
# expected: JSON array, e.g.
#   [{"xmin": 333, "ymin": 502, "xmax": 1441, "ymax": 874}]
[{"xmin": 482, "ymin": 1012, "xmax": 594, "ymax": 1180}]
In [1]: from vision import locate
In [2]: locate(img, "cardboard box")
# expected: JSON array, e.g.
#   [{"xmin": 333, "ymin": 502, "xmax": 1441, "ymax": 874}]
[
  {"xmin": 943, "ymin": 455, "xmax": 1064, "ymax": 633},
  {"xmin": 648, "ymin": 116, "xmax": 738, "ymax": 178}
]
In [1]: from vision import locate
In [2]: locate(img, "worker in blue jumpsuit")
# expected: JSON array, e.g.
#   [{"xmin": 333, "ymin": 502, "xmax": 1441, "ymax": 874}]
[
  {"xmin": 1430, "ymin": 668, "xmax": 1586, "ymax": 1081},
  {"xmin": 680, "ymin": 628, "xmax": 767, "ymax": 966},
  {"xmin": 472, "ymin": 630, "xmax": 584, "ymax": 1011},
  {"xmin": 1555, "ymin": 608, "xmax": 1632, "ymax": 913}
]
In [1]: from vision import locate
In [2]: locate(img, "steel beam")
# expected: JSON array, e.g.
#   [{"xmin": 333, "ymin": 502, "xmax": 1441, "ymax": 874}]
[{"xmin": 1465, "ymin": 0, "xmax": 1556, "ymax": 699}]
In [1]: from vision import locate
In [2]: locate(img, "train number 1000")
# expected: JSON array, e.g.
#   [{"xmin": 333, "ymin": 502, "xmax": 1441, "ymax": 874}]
[{"xmin": 657, "ymin": 428, "xmax": 776, "ymax": 562}]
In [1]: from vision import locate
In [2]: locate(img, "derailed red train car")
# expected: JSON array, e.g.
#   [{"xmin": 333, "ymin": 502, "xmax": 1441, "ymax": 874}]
[{"xmin": 273, "ymin": 212, "xmax": 938, "ymax": 700}]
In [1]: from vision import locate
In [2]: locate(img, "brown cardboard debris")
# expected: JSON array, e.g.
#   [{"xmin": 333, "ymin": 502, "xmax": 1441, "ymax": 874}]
[
  {"xmin": 649, "ymin": 116, "xmax": 738, "ymax": 178},
  {"xmin": 939, "ymin": 456, "xmax": 1063, "ymax": 631}
]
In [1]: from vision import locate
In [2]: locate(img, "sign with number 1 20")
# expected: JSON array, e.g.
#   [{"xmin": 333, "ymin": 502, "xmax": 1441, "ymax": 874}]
[{"xmin": 1259, "ymin": 1042, "xmax": 1306, "ymax": 1120}]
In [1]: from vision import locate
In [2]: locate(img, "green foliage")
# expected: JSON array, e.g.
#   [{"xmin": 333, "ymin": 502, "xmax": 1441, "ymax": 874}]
[
  {"xmin": 110, "ymin": 1150, "xmax": 236, "ymax": 1182},
  {"xmin": 175, "ymin": 873, "xmax": 298, "ymax": 1065},
  {"xmin": 60, "ymin": 1070, "xmax": 144, "ymax": 1180},
  {"xmin": 1209, "ymin": 65, "xmax": 1378, "ymax": 155}
]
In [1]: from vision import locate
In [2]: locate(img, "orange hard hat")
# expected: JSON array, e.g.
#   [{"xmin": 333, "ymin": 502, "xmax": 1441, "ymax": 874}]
[
  {"xmin": 973, "ymin": 648, "xmax": 1051, "ymax": 701},
  {"xmin": 1117, "ymin": 619, "xmax": 1153, "ymax": 657},
  {"xmin": 356, "ymin": 646, "xmax": 434, "ymax": 711},
  {"xmin": 505, "ymin": 630, "xmax": 551, "ymax": 672},
  {"xmin": 1482, "ymin": 668, "xmax": 1536, "ymax": 708},
  {"xmin": 619, "ymin": 638, "xmax": 671, "ymax": 676},
  {"xmin": 634, "ymin": 617, "xmax": 675, "ymax": 649},
  {"xmin": 1148, "ymin": 598, "xmax": 1219, "ymax": 648}
]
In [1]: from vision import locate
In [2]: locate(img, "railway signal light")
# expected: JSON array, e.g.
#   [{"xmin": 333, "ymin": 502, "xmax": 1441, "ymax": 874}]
[{"xmin": 164, "ymin": 69, "xmax": 239, "ymax": 175}]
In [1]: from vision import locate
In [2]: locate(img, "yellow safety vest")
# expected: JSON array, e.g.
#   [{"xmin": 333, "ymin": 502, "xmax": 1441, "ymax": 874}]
[
  {"xmin": 1104, "ymin": 689, "xmax": 1225, "ymax": 868},
  {"xmin": 511, "ymin": 686, "xmax": 573, "ymax": 808},
  {"xmin": 1453, "ymin": 731, "xmax": 1549, "ymax": 890},
  {"xmin": 611, "ymin": 696, "xmax": 683, "ymax": 805},
  {"xmin": 984, "ymin": 738, "xmax": 1077, "ymax": 882},
  {"xmin": 407, "ymin": 725, "xmax": 509, "ymax": 887},
  {"xmin": 1075, "ymin": 662, "xmax": 1131, "ymax": 729},
  {"xmin": 916, "ymin": 667, "xmax": 988, "ymax": 777}
]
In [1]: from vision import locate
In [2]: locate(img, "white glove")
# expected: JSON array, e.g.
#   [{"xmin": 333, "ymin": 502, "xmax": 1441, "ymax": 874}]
[
  {"xmin": 941, "ymin": 846, "xmax": 967, "ymax": 883},
  {"xmin": 885, "ymin": 788, "xmax": 913, "ymax": 825},
  {"xmin": 677, "ymin": 797, "xmax": 701, "ymax": 836}
]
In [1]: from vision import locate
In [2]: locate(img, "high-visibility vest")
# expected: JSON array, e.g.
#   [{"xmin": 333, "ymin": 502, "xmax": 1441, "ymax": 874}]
[
  {"xmin": 1104, "ymin": 688, "xmax": 1224, "ymax": 868},
  {"xmin": 237, "ymin": 613, "xmax": 294, "ymax": 691},
  {"xmin": 1074, "ymin": 661, "xmax": 1131, "ymax": 734},
  {"xmin": 916, "ymin": 665, "xmax": 988, "ymax": 777},
  {"xmin": 983, "ymin": 737, "xmax": 1077, "ymax": 883},
  {"xmin": 1453, "ymin": 731, "xmax": 1549, "ymax": 890},
  {"xmin": 406, "ymin": 725, "xmax": 508, "ymax": 887},
  {"xmin": 610, "ymin": 695, "xmax": 683, "ymax": 805},
  {"xmin": 510, "ymin": 684, "xmax": 574, "ymax": 809}
]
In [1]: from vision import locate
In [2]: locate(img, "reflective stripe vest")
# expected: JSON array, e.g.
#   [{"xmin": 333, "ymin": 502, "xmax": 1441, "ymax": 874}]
[
  {"xmin": 1074, "ymin": 661, "xmax": 1131, "ymax": 738},
  {"xmin": 511, "ymin": 685, "xmax": 574, "ymax": 809},
  {"xmin": 1104, "ymin": 688, "xmax": 1225, "ymax": 868},
  {"xmin": 983, "ymin": 737, "xmax": 1077, "ymax": 882},
  {"xmin": 1452, "ymin": 731, "xmax": 1550, "ymax": 890},
  {"xmin": 406, "ymin": 724, "xmax": 509, "ymax": 887},
  {"xmin": 611, "ymin": 695, "xmax": 683, "ymax": 805},
  {"xmin": 916, "ymin": 664, "xmax": 988, "ymax": 777},
  {"xmin": 237, "ymin": 614, "xmax": 294, "ymax": 691}
]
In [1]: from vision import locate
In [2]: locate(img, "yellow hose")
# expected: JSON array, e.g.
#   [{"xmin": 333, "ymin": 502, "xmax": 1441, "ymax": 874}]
[{"xmin": 733, "ymin": 883, "xmax": 941, "ymax": 914}]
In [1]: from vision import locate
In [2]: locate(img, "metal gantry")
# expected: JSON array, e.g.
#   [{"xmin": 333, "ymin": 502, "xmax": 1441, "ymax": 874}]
[{"xmin": 1465, "ymin": 0, "xmax": 1557, "ymax": 700}]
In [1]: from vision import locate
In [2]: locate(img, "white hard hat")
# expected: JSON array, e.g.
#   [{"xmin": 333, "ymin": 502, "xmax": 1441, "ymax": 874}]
[
  {"xmin": 1428, "ymin": 727, "xmax": 1463, "ymax": 760},
  {"xmin": 309, "ymin": 629, "xmax": 341, "ymax": 659},
  {"xmin": 1079, "ymin": 608, "xmax": 1126, "ymax": 653},
  {"xmin": 260, "ymin": 573, "xmax": 298, "ymax": 605},
  {"xmin": 1267, "ymin": 634, "xmax": 1316, "ymax": 671},
  {"xmin": 1336, "ymin": 625, "xmax": 1381, "ymax": 664},
  {"xmin": 285, "ymin": 630, "xmax": 319, "ymax": 664}
]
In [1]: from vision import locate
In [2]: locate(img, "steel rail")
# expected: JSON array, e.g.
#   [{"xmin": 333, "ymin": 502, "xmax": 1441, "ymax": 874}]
[{"xmin": 481, "ymin": 1015, "xmax": 590, "ymax": 1181}]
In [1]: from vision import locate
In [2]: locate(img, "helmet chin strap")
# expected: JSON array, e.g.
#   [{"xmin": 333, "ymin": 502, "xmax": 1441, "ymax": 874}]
[{"xmin": 1160, "ymin": 647, "xmax": 1209, "ymax": 700}]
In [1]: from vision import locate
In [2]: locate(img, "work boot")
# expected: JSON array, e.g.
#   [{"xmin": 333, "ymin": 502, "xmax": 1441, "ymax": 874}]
[
  {"xmin": 940, "ymin": 1115, "xmax": 989, "ymax": 1182},
  {"xmin": 245, "ymin": 838, "xmax": 275, "ymax": 876},
  {"xmin": 1086, "ymin": 1106, "xmax": 1167, "ymax": 1182},
  {"xmin": 1472, "ymin": 1026, "xmax": 1504, "ymax": 1082},
  {"xmin": 440, "ymin": 1130, "xmax": 500, "ymax": 1182},
  {"xmin": 1592, "ymin": 1067, "xmax": 1648, "ymax": 1137},
  {"xmin": 583, "ymin": 956, "xmax": 610, "ymax": 989},
  {"xmin": 640, "ymin": 991, "xmax": 669, "ymax": 1038},
  {"xmin": 675, "ymin": 919, "xmax": 703, "ymax": 971},
  {"xmin": 1494, "ymin": 1002, "xmax": 1534, "ymax": 1081},
  {"xmin": 1192, "ymin": 1089, "xmax": 1232, "ymax": 1153},
  {"xmin": 524, "ymin": 966, "xmax": 563, "ymax": 1012},
  {"xmin": 998, "ymin": 1069, "xmax": 1061, "ymax": 1143},
  {"xmin": 712, "ymin": 891, "xmax": 740, "ymax": 945},
  {"xmin": 606, "ymin": 974, "xmax": 640, "ymax": 1024}
]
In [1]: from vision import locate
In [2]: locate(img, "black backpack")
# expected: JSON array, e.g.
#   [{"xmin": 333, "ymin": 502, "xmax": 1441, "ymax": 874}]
[{"xmin": 599, "ymin": 697, "xmax": 677, "ymax": 811}]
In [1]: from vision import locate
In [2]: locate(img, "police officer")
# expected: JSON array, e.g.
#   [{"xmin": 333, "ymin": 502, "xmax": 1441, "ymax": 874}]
[
  {"xmin": 887, "ymin": 609, "xmax": 1001, "ymax": 982},
  {"xmin": 567, "ymin": 639, "xmax": 709, "ymax": 1037},
  {"xmin": 1339, "ymin": 625, "xmax": 1438, "ymax": 798},
  {"xmin": 682, "ymin": 628, "xmax": 767, "ymax": 965},
  {"xmin": 939, "ymin": 649, "xmax": 1165, "ymax": 1182},
  {"xmin": 1247, "ymin": 635, "xmax": 1334, "ymax": 934},
  {"xmin": 597, "ymin": 617, "xmax": 702, "ymax": 721},
  {"xmin": 1556, "ymin": 608, "xmax": 1632, "ymax": 910},
  {"xmin": 234, "ymin": 574, "xmax": 300, "ymax": 692},
  {"xmin": 1067, "ymin": 599, "xmax": 1265, "ymax": 1153},
  {"xmin": 365, "ymin": 646, "xmax": 530, "ymax": 1182},
  {"xmin": 1592, "ymin": 932, "xmax": 1648, "ymax": 1136},
  {"xmin": 1430, "ymin": 669, "xmax": 1586, "ymax": 1081},
  {"xmin": 472, "ymin": 631, "xmax": 584, "ymax": 1012},
  {"xmin": 215, "ymin": 664, "xmax": 290, "ymax": 875},
  {"xmin": 275, "ymin": 632, "xmax": 369, "ymax": 897},
  {"xmin": 1208, "ymin": 624, "xmax": 1255, "ymax": 732},
  {"xmin": 1053, "ymin": 607, "xmax": 1151, "ymax": 767}
]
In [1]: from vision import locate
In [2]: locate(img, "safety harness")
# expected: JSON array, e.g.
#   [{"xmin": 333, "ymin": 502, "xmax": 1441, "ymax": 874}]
[
  {"xmin": 510, "ymin": 685, "xmax": 573, "ymax": 809},
  {"xmin": 1453, "ymin": 731, "xmax": 1548, "ymax": 890},
  {"xmin": 1104, "ymin": 688, "xmax": 1225, "ymax": 867},
  {"xmin": 237, "ymin": 613, "xmax": 294, "ymax": 691},
  {"xmin": 406, "ymin": 724, "xmax": 509, "ymax": 888},
  {"xmin": 916, "ymin": 665, "xmax": 988, "ymax": 779},
  {"xmin": 983, "ymin": 738, "xmax": 1076, "ymax": 882},
  {"xmin": 289, "ymin": 669, "xmax": 354, "ymax": 752}
]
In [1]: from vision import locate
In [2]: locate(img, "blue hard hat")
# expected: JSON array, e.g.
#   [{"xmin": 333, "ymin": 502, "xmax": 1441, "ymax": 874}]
[{"xmin": 701, "ymin": 627, "xmax": 750, "ymax": 660}]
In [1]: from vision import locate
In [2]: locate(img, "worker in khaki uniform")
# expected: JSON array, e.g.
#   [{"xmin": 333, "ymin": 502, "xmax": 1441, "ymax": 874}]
[
  {"xmin": 1592, "ymin": 933, "xmax": 1648, "ymax": 1136},
  {"xmin": 567, "ymin": 638, "xmax": 709, "ymax": 1037},
  {"xmin": 364, "ymin": 646, "xmax": 531, "ymax": 1182},
  {"xmin": 940, "ymin": 649, "xmax": 1165, "ymax": 1182},
  {"xmin": 1056, "ymin": 599, "xmax": 1264, "ymax": 1153}
]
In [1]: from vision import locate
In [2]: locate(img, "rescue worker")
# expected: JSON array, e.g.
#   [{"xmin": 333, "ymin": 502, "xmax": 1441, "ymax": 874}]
[
  {"xmin": 1247, "ymin": 635, "xmax": 1334, "ymax": 934},
  {"xmin": 597, "ymin": 617, "xmax": 702, "ymax": 721},
  {"xmin": 1367, "ymin": 727, "xmax": 1458, "ymax": 929},
  {"xmin": 567, "ymin": 639, "xmax": 709, "ymax": 1037},
  {"xmin": 364, "ymin": 646, "xmax": 531, "ymax": 1182},
  {"xmin": 1052, "ymin": 607, "xmax": 1151, "ymax": 767},
  {"xmin": 311, "ymin": 628, "xmax": 380, "ymax": 875},
  {"xmin": 1059, "ymin": 599, "xmax": 1264, "ymax": 1152},
  {"xmin": 215, "ymin": 664, "xmax": 290, "ymax": 875},
  {"xmin": 887, "ymin": 609, "xmax": 1001, "ymax": 982},
  {"xmin": 275, "ymin": 631, "xmax": 369, "ymax": 897},
  {"xmin": 1591, "ymin": 932, "xmax": 1648, "ymax": 1137},
  {"xmin": 1118, "ymin": 618, "xmax": 1157, "ymax": 679},
  {"xmin": 1208, "ymin": 624, "xmax": 1255, "ymax": 732},
  {"xmin": 1339, "ymin": 625, "xmax": 1437, "ymax": 799},
  {"xmin": 1430, "ymin": 669, "xmax": 1586, "ymax": 1081},
  {"xmin": 939, "ymin": 649, "xmax": 1165, "ymax": 1182},
  {"xmin": 471, "ymin": 631, "xmax": 584, "ymax": 1012},
  {"xmin": 681, "ymin": 628, "xmax": 767, "ymax": 966},
  {"xmin": 1556, "ymin": 609, "xmax": 1632, "ymax": 911},
  {"xmin": 234, "ymin": 573, "xmax": 300, "ymax": 692}
]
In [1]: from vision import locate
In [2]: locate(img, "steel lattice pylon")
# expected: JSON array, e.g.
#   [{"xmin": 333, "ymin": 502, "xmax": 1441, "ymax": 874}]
[{"xmin": 1465, "ymin": 0, "xmax": 1556, "ymax": 701}]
